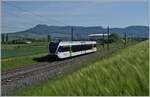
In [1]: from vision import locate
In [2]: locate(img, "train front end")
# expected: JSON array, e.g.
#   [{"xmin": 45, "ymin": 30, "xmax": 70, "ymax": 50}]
[{"xmin": 48, "ymin": 42, "xmax": 59, "ymax": 57}]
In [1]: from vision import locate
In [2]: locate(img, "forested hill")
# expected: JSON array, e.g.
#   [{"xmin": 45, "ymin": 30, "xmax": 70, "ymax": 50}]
[{"xmin": 7, "ymin": 25, "xmax": 149, "ymax": 39}]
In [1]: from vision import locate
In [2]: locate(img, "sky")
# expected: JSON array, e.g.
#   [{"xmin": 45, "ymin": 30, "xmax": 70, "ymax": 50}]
[{"xmin": 1, "ymin": 0, "xmax": 149, "ymax": 33}]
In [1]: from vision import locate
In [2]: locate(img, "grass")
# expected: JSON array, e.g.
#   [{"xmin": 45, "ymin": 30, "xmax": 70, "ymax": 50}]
[
  {"xmin": 1, "ymin": 53, "xmax": 47, "ymax": 72},
  {"xmin": 1, "ymin": 41, "xmax": 121, "ymax": 71},
  {"xmin": 14, "ymin": 40, "xmax": 149, "ymax": 96},
  {"xmin": 1, "ymin": 47, "xmax": 47, "ymax": 58},
  {"xmin": 1, "ymin": 42, "xmax": 48, "ymax": 71},
  {"xmin": 1, "ymin": 41, "xmax": 137, "ymax": 72},
  {"xmin": 1, "ymin": 42, "xmax": 48, "ymax": 50},
  {"xmin": 1, "ymin": 42, "xmax": 48, "ymax": 58}
]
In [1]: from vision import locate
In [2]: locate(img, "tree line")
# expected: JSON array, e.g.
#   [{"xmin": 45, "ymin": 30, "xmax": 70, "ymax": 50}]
[{"xmin": 1, "ymin": 34, "xmax": 52, "ymax": 44}]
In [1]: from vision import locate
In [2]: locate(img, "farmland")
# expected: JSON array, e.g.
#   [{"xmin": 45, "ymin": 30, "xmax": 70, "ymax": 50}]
[
  {"xmin": 1, "ymin": 41, "xmax": 125, "ymax": 72},
  {"xmin": 1, "ymin": 42, "xmax": 48, "ymax": 58},
  {"xmin": 14, "ymin": 40, "xmax": 149, "ymax": 96},
  {"xmin": 1, "ymin": 0, "xmax": 149, "ymax": 96},
  {"xmin": 1, "ymin": 42, "xmax": 48, "ymax": 71}
]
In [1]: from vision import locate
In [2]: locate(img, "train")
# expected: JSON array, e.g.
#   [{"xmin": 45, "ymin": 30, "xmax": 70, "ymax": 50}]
[{"xmin": 48, "ymin": 41, "xmax": 97, "ymax": 59}]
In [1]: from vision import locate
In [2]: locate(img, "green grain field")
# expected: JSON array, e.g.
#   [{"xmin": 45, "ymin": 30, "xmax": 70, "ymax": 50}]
[
  {"xmin": 1, "ymin": 41, "xmax": 123, "ymax": 72},
  {"xmin": 1, "ymin": 42, "xmax": 48, "ymax": 58},
  {"xmin": 1, "ymin": 42, "xmax": 48, "ymax": 71},
  {"xmin": 14, "ymin": 40, "xmax": 149, "ymax": 96}
]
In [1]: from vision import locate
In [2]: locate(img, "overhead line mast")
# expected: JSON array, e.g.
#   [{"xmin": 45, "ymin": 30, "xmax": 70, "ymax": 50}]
[
  {"xmin": 107, "ymin": 26, "xmax": 110, "ymax": 50},
  {"xmin": 71, "ymin": 27, "xmax": 74, "ymax": 41}
]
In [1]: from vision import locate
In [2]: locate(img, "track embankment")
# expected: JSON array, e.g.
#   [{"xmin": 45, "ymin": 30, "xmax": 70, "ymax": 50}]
[{"xmin": 2, "ymin": 45, "xmax": 124, "ymax": 96}]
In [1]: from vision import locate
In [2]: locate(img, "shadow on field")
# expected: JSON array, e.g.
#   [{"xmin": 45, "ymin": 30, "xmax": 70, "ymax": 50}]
[
  {"xmin": 33, "ymin": 55, "xmax": 59, "ymax": 62},
  {"xmin": 33, "ymin": 52, "xmax": 96, "ymax": 62}
]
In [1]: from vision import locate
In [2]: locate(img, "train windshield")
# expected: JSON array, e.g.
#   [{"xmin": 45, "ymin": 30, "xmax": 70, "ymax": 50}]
[{"xmin": 49, "ymin": 42, "xmax": 59, "ymax": 54}]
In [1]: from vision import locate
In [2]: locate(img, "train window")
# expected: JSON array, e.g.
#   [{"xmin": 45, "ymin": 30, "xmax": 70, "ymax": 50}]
[
  {"xmin": 72, "ymin": 45, "xmax": 82, "ymax": 52},
  {"xmin": 81, "ymin": 45, "xmax": 85, "ymax": 51},
  {"xmin": 83, "ymin": 44, "xmax": 92, "ymax": 50},
  {"xmin": 49, "ymin": 42, "xmax": 59, "ymax": 53},
  {"xmin": 58, "ymin": 46, "xmax": 70, "ymax": 52},
  {"xmin": 82, "ymin": 45, "xmax": 86, "ymax": 50},
  {"xmin": 72, "ymin": 44, "xmax": 93, "ymax": 52}
]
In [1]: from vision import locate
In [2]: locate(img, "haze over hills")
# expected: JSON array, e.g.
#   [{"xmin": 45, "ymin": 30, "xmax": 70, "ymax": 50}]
[{"xmin": 7, "ymin": 24, "xmax": 149, "ymax": 40}]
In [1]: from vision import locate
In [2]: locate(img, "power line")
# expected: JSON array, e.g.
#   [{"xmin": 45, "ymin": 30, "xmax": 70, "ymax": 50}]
[
  {"xmin": 4, "ymin": 2, "xmax": 67, "ymax": 25},
  {"xmin": 1, "ymin": 25, "xmax": 33, "ymax": 33},
  {"xmin": 2, "ymin": 26, "xmax": 30, "ymax": 30},
  {"xmin": 3, "ymin": 11, "xmax": 37, "ymax": 26}
]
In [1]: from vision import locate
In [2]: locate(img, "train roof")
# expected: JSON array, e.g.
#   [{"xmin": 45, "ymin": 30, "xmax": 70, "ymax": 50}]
[
  {"xmin": 49, "ymin": 41, "xmax": 96, "ymax": 46},
  {"xmin": 88, "ymin": 33, "xmax": 110, "ymax": 37},
  {"xmin": 59, "ymin": 41, "xmax": 96, "ymax": 46}
]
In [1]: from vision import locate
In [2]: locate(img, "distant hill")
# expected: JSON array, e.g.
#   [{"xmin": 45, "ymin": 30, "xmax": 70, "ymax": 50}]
[{"xmin": 7, "ymin": 24, "xmax": 149, "ymax": 40}]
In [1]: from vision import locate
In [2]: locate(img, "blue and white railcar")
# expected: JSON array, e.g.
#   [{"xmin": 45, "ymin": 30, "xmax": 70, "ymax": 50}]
[{"xmin": 48, "ymin": 41, "xmax": 96, "ymax": 59}]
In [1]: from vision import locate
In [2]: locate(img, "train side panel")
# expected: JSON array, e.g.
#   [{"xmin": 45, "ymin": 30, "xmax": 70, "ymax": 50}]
[
  {"xmin": 53, "ymin": 41, "xmax": 97, "ymax": 59},
  {"xmin": 57, "ymin": 51, "xmax": 70, "ymax": 59},
  {"xmin": 57, "ymin": 48, "xmax": 96, "ymax": 59},
  {"xmin": 71, "ymin": 51, "xmax": 83, "ymax": 57}
]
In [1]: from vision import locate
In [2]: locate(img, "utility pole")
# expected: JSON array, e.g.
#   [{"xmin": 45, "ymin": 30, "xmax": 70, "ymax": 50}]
[
  {"xmin": 124, "ymin": 32, "xmax": 127, "ymax": 47},
  {"xmin": 47, "ymin": 35, "xmax": 51, "ymax": 42},
  {"xmin": 1, "ymin": 34, "xmax": 5, "ymax": 44},
  {"xmin": 131, "ymin": 32, "xmax": 133, "ymax": 43},
  {"xmin": 71, "ymin": 27, "xmax": 73, "ymax": 41},
  {"xmin": 103, "ymin": 32, "xmax": 104, "ymax": 48},
  {"xmin": 6, "ymin": 34, "xmax": 8, "ymax": 44},
  {"xmin": 107, "ymin": 26, "xmax": 110, "ymax": 50}
]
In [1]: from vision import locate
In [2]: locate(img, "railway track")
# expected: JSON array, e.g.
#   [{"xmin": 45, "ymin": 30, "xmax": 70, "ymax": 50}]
[{"xmin": 2, "ymin": 45, "xmax": 124, "ymax": 96}]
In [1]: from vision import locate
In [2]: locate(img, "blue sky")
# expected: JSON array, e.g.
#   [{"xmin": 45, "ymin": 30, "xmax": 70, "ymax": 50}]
[{"xmin": 2, "ymin": 0, "xmax": 149, "ymax": 33}]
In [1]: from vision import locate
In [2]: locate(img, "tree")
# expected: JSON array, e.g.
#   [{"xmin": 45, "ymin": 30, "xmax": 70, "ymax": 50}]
[
  {"xmin": 12, "ymin": 40, "xmax": 17, "ymax": 44},
  {"xmin": 109, "ymin": 33, "xmax": 120, "ymax": 42},
  {"xmin": 47, "ymin": 35, "xmax": 51, "ymax": 42},
  {"xmin": 5, "ymin": 34, "xmax": 9, "ymax": 42},
  {"xmin": 1, "ymin": 34, "xmax": 5, "ymax": 43}
]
